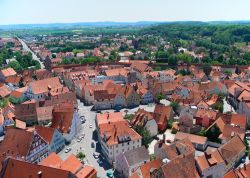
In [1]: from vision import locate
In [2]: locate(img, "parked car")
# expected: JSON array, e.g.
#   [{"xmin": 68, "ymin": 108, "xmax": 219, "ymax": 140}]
[
  {"xmin": 77, "ymin": 138, "xmax": 82, "ymax": 142},
  {"xmin": 89, "ymin": 124, "xmax": 93, "ymax": 128},
  {"xmin": 80, "ymin": 116, "xmax": 86, "ymax": 123},
  {"xmin": 65, "ymin": 148, "xmax": 72, "ymax": 153},
  {"xmin": 106, "ymin": 170, "xmax": 114, "ymax": 178},
  {"xmin": 93, "ymin": 152, "xmax": 100, "ymax": 159},
  {"xmin": 80, "ymin": 133, "xmax": 85, "ymax": 139},
  {"xmin": 97, "ymin": 159, "xmax": 103, "ymax": 165},
  {"xmin": 91, "ymin": 142, "xmax": 95, "ymax": 148}
]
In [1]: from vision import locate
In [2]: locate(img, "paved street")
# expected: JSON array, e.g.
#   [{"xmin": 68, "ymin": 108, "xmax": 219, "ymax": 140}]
[
  {"xmin": 57, "ymin": 100, "xmax": 172, "ymax": 177},
  {"xmin": 18, "ymin": 38, "xmax": 45, "ymax": 69},
  {"xmin": 58, "ymin": 100, "xmax": 112, "ymax": 178}
]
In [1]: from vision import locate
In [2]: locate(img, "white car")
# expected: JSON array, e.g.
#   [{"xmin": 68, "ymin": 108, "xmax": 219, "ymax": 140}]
[
  {"xmin": 64, "ymin": 148, "xmax": 72, "ymax": 153},
  {"xmin": 93, "ymin": 152, "xmax": 100, "ymax": 159},
  {"xmin": 77, "ymin": 138, "xmax": 82, "ymax": 142},
  {"xmin": 89, "ymin": 124, "xmax": 93, "ymax": 128}
]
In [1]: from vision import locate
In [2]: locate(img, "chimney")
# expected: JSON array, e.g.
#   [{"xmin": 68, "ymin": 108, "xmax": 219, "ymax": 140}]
[
  {"xmin": 163, "ymin": 134, "xmax": 166, "ymax": 142},
  {"xmin": 38, "ymin": 171, "xmax": 42, "ymax": 178},
  {"xmin": 244, "ymin": 164, "xmax": 247, "ymax": 171}
]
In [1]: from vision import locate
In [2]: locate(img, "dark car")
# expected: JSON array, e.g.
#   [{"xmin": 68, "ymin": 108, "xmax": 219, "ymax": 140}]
[{"xmin": 91, "ymin": 142, "xmax": 95, "ymax": 148}]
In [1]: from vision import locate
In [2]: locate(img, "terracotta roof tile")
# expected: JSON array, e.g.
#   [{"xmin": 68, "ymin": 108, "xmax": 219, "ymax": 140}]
[
  {"xmin": 195, "ymin": 149, "xmax": 225, "ymax": 172},
  {"xmin": 160, "ymin": 153, "xmax": 200, "ymax": 178},
  {"xmin": 218, "ymin": 135, "xmax": 246, "ymax": 165},
  {"xmin": 35, "ymin": 125, "xmax": 56, "ymax": 144},
  {"xmin": 5, "ymin": 75, "xmax": 21, "ymax": 84},
  {"xmin": 0, "ymin": 85, "xmax": 11, "ymax": 98},
  {"xmin": 223, "ymin": 162, "xmax": 250, "ymax": 178},
  {"xmin": 29, "ymin": 77, "xmax": 63, "ymax": 95},
  {"xmin": 0, "ymin": 67, "xmax": 16, "ymax": 77},
  {"xmin": 51, "ymin": 102, "xmax": 74, "ymax": 133},
  {"xmin": 99, "ymin": 119, "xmax": 141, "ymax": 146},
  {"xmin": 175, "ymin": 132, "xmax": 207, "ymax": 145},
  {"xmin": 40, "ymin": 152, "xmax": 62, "ymax": 168},
  {"xmin": 0, "ymin": 128, "xmax": 34, "ymax": 158},
  {"xmin": 130, "ymin": 159, "xmax": 161, "ymax": 178},
  {"xmin": 1, "ymin": 158, "xmax": 73, "ymax": 178}
]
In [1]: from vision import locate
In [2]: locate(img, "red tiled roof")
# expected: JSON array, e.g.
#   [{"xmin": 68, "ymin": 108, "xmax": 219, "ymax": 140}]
[
  {"xmin": 161, "ymin": 153, "xmax": 200, "ymax": 178},
  {"xmin": 230, "ymin": 114, "xmax": 247, "ymax": 128},
  {"xmin": 29, "ymin": 77, "xmax": 63, "ymax": 95},
  {"xmin": 104, "ymin": 68, "xmax": 129, "ymax": 77},
  {"xmin": 175, "ymin": 132, "xmax": 207, "ymax": 145},
  {"xmin": 1, "ymin": 158, "xmax": 72, "ymax": 178},
  {"xmin": 130, "ymin": 159, "xmax": 161, "ymax": 178},
  {"xmin": 35, "ymin": 125, "xmax": 56, "ymax": 144},
  {"xmin": 99, "ymin": 119, "xmax": 141, "ymax": 146},
  {"xmin": 218, "ymin": 135, "xmax": 246, "ymax": 166},
  {"xmin": 15, "ymin": 119, "xmax": 26, "ymax": 129},
  {"xmin": 10, "ymin": 90, "xmax": 23, "ymax": 98},
  {"xmin": 5, "ymin": 75, "xmax": 21, "ymax": 84},
  {"xmin": 40, "ymin": 153, "xmax": 97, "ymax": 178},
  {"xmin": 223, "ymin": 162, "xmax": 250, "ymax": 178},
  {"xmin": 0, "ymin": 128, "xmax": 34, "ymax": 158},
  {"xmin": 0, "ymin": 85, "xmax": 11, "ymax": 98},
  {"xmin": 51, "ymin": 102, "xmax": 74, "ymax": 133},
  {"xmin": 195, "ymin": 149, "xmax": 225, "ymax": 172},
  {"xmin": 40, "ymin": 152, "xmax": 62, "ymax": 168},
  {"xmin": 96, "ymin": 112, "xmax": 124, "ymax": 126},
  {"xmin": 0, "ymin": 67, "xmax": 16, "ymax": 77}
]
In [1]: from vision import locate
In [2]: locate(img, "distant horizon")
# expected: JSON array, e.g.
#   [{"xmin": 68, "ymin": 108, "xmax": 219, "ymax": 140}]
[
  {"xmin": 1, "ymin": 20, "xmax": 250, "ymax": 28},
  {"xmin": 1, "ymin": 0, "xmax": 250, "ymax": 26},
  {"xmin": 1, "ymin": 20, "xmax": 250, "ymax": 25}
]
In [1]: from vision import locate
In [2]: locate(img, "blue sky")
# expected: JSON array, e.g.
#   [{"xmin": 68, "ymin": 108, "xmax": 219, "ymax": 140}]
[{"xmin": 1, "ymin": 0, "xmax": 250, "ymax": 25}]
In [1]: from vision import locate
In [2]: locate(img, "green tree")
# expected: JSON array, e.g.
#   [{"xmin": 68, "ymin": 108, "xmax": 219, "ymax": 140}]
[
  {"xmin": 156, "ymin": 93, "xmax": 165, "ymax": 102},
  {"xmin": 167, "ymin": 118, "xmax": 174, "ymax": 129},
  {"xmin": 211, "ymin": 102, "xmax": 224, "ymax": 113},
  {"xmin": 8, "ymin": 61, "xmax": 22, "ymax": 71},
  {"xmin": 170, "ymin": 101, "xmax": 179, "ymax": 113},
  {"xmin": 176, "ymin": 53, "xmax": 192, "ymax": 64},
  {"xmin": 135, "ymin": 126, "xmax": 151, "ymax": 148},
  {"xmin": 168, "ymin": 55, "xmax": 177, "ymax": 66},
  {"xmin": 197, "ymin": 128, "xmax": 206, "ymax": 136},
  {"xmin": 76, "ymin": 152, "xmax": 85, "ymax": 161},
  {"xmin": 206, "ymin": 125, "xmax": 221, "ymax": 143},
  {"xmin": 124, "ymin": 114, "xmax": 134, "ymax": 121},
  {"xmin": 0, "ymin": 98, "xmax": 8, "ymax": 108},
  {"xmin": 202, "ymin": 64, "xmax": 212, "ymax": 76}
]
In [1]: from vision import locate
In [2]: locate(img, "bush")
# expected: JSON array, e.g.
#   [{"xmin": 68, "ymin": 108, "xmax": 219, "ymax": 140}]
[
  {"xmin": 135, "ymin": 126, "xmax": 152, "ymax": 148},
  {"xmin": 76, "ymin": 152, "xmax": 85, "ymax": 161},
  {"xmin": 124, "ymin": 114, "xmax": 134, "ymax": 121},
  {"xmin": 167, "ymin": 118, "xmax": 174, "ymax": 129},
  {"xmin": 170, "ymin": 102, "xmax": 179, "ymax": 113},
  {"xmin": 211, "ymin": 102, "xmax": 224, "ymax": 113},
  {"xmin": 156, "ymin": 93, "xmax": 165, "ymax": 101},
  {"xmin": 150, "ymin": 154, "xmax": 156, "ymax": 161}
]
